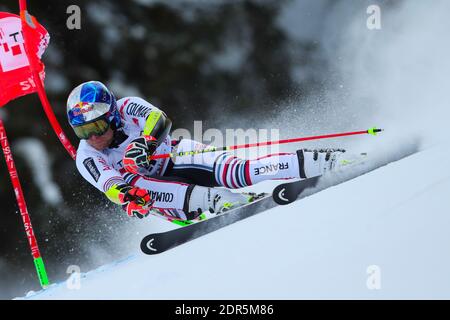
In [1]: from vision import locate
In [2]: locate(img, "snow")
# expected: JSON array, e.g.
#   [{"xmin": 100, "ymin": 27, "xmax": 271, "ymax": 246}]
[
  {"xmin": 323, "ymin": 0, "xmax": 450, "ymax": 150},
  {"xmin": 19, "ymin": 142, "xmax": 450, "ymax": 299},
  {"xmin": 271, "ymin": 0, "xmax": 450, "ymax": 154}
]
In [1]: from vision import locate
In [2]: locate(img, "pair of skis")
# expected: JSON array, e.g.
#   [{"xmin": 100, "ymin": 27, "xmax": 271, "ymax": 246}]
[{"xmin": 140, "ymin": 175, "xmax": 321, "ymax": 255}]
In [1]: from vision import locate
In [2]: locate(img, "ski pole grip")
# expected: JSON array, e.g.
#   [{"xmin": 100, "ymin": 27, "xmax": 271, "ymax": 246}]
[{"xmin": 368, "ymin": 127, "xmax": 383, "ymax": 136}]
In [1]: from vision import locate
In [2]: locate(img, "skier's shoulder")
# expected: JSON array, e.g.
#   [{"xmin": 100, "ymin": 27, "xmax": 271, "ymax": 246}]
[
  {"xmin": 75, "ymin": 140, "xmax": 117, "ymax": 191},
  {"xmin": 117, "ymin": 96, "xmax": 161, "ymax": 119},
  {"xmin": 75, "ymin": 140, "xmax": 107, "ymax": 168}
]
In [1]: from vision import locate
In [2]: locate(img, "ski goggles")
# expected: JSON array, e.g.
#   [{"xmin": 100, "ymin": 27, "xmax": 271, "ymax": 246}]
[{"xmin": 73, "ymin": 118, "xmax": 110, "ymax": 140}]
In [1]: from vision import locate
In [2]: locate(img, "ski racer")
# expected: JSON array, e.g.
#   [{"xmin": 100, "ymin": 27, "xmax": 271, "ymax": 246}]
[{"xmin": 67, "ymin": 81, "xmax": 343, "ymax": 221}]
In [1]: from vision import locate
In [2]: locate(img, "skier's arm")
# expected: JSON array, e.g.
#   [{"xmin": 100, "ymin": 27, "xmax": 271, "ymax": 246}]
[
  {"xmin": 76, "ymin": 147, "xmax": 153, "ymax": 218},
  {"xmin": 119, "ymin": 97, "xmax": 172, "ymax": 174},
  {"xmin": 119, "ymin": 97, "xmax": 172, "ymax": 147},
  {"xmin": 105, "ymin": 183, "xmax": 153, "ymax": 219},
  {"xmin": 142, "ymin": 109, "xmax": 172, "ymax": 148},
  {"xmin": 76, "ymin": 150, "xmax": 125, "ymax": 195},
  {"xmin": 122, "ymin": 111, "xmax": 172, "ymax": 174}
]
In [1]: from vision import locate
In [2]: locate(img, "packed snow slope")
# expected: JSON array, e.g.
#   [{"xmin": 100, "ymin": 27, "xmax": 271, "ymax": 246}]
[{"xmin": 23, "ymin": 144, "xmax": 450, "ymax": 299}]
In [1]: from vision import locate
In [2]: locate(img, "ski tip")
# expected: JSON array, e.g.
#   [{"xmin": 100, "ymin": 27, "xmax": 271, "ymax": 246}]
[{"xmin": 368, "ymin": 127, "xmax": 383, "ymax": 136}]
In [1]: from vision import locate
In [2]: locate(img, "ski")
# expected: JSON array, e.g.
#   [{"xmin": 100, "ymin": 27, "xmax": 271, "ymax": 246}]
[
  {"xmin": 141, "ymin": 193, "xmax": 274, "ymax": 254},
  {"xmin": 141, "ymin": 175, "xmax": 324, "ymax": 255}
]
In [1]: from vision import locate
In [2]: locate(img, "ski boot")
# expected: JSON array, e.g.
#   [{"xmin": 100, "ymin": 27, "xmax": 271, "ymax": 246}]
[
  {"xmin": 296, "ymin": 148, "xmax": 346, "ymax": 179},
  {"xmin": 187, "ymin": 186, "xmax": 257, "ymax": 219}
]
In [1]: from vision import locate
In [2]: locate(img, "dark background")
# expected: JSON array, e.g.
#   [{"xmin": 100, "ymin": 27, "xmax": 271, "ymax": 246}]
[{"xmin": 0, "ymin": 0, "xmax": 390, "ymax": 299}]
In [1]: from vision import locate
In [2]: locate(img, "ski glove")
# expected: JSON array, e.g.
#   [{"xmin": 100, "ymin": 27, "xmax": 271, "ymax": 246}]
[
  {"xmin": 118, "ymin": 184, "xmax": 154, "ymax": 219},
  {"xmin": 123, "ymin": 135, "xmax": 158, "ymax": 175}
]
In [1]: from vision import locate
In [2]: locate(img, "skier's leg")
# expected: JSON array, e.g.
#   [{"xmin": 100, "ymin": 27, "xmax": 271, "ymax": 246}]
[
  {"xmin": 294, "ymin": 148, "xmax": 345, "ymax": 179},
  {"xmin": 162, "ymin": 139, "xmax": 344, "ymax": 214},
  {"xmin": 162, "ymin": 139, "xmax": 254, "ymax": 214},
  {"xmin": 167, "ymin": 139, "xmax": 344, "ymax": 187},
  {"xmin": 129, "ymin": 174, "xmax": 252, "ymax": 218},
  {"xmin": 215, "ymin": 149, "xmax": 346, "ymax": 186},
  {"xmin": 163, "ymin": 139, "xmax": 219, "ymax": 187}
]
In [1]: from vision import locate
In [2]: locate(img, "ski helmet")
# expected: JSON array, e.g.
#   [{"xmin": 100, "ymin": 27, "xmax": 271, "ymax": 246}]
[{"xmin": 67, "ymin": 81, "xmax": 121, "ymax": 139}]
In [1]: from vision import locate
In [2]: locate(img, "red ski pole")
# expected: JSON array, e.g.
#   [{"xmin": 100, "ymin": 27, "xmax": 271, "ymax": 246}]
[
  {"xmin": 0, "ymin": 117, "xmax": 49, "ymax": 288},
  {"xmin": 149, "ymin": 127, "xmax": 383, "ymax": 160}
]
